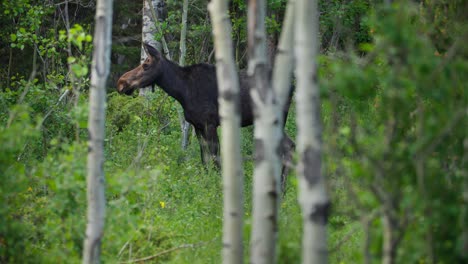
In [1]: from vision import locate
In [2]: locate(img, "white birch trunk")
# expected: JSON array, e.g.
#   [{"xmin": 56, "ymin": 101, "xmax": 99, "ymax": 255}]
[
  {"xmin": 144, "ymin": 0, "xmax": 170, "ymax": 59},
  {"xmin": 142, "ymin": 0, "xmax": 190, "ymax": 150},
  {"xmin": 272, "ymin": 0, "xmax": 295, "ymax": 109},
  {"xmin": 83, "ymin": 0, "xmax": 113, "ymax": 263},
  {"xmin": 208, "ymin": 1, "xmax": 244, "ymax": 263},
  {"xmin": 248, "ymin": 0, "xmax": 282, "ymax": 263},
  {"xmin": 295, "ymin": 0, "xmax": 330, "ymax": 263},
  {"xmin": 272, "ymin": 0, "xmax": 296, "ymax": 188},
  {"xmin": 178, "ymin": 0, "xmax": 188, "ymax": 67},
  {"xmin": 179, "ymin": 0, "xmax": 191, "ymax": 150},
  {"xmin": 139, "ymin": 0, "xmax": 162, "ymax": 96}
]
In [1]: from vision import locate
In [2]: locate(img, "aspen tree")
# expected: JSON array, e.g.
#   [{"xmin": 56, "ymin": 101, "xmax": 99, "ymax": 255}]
[
  {"xmin": 179, "ymin": 0, "xmax": 191, "ymax": 150},
  {"xmin": 248, "ymin": 0, "xmax": 281, "ymax": 263},
  {"xmin": 208, "ymin": 1, "xmax": 244, "ymax": 263},
  {"xmin": 272, "ymin": 0, "xmax": 296, "ymax": 190},
  {"xmin": 139, "ymin": 0, "xmax": 162, "ymax": 96},
  {"xmin": 295, "ymin": 0, "xmax": 330, "ymax": 263},
  {"xmin": 83, "ymin": 0, "xmax": 113, "ymax": 262}
]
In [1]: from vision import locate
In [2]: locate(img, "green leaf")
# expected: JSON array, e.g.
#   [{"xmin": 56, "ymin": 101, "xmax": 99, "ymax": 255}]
[
  {"xmin": 71, "ymin": 64, "xmax": 83, "ymax": 77},
  {"xmin": 339, "ymin": 126, "xmax": 351, "ymax": 136},
  {"xmin": 78, "ymin": 119, "xmax": 88, "ymax": 129},
  {"xmin": 81, "ymin": 66, "xmax": 88, "ymax": 76},
  {"xmin": 359, "ymin": 42, "xmax": 374, "ymax": 52},
  {"xmin": 67, "ymin": 57, "xmax": 76, "ymax": 64},
  {"xmin": 10, "ymin": 34, "xmax": 17, "ymax": 42}
]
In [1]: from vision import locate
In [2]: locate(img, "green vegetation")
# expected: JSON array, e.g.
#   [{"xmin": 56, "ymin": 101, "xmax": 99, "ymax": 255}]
[{"xmin": 1, "ymin": 0, "xmax": 467, "ymax": 263}]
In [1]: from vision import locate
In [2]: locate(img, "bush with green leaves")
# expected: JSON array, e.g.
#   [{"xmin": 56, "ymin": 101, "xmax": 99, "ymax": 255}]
[{"xmin": 321, "ymin": 2, "xmax": 467, "ymax": 262}]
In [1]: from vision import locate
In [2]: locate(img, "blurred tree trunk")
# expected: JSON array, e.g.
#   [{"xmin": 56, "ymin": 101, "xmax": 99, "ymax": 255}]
[
  {"xmin": 248, "ymin": 0, "xmax": 282, "ymax": 263},
  {"xmin": 382, "ymin": 212, "xmax": 398, "ymax": 264},
  {"xmin": 179, "ymin": 0, "xmax": 191, "ymax": 150},
  {"xmin": 294, "ymin": 0, "xmax": 330, "ymax": 263},
  {"xmin": 208, "ymin": 0, "xmax": 244, "ymax": 263},
  {"xmin": 139, "ymin": 0, "xmax": 162, "ymax": 96},
  {"xmin": 178, "ymin": 0, "xmax": 188, "ymax": 68},
  {"xmin": 82, "ymin": 0, "xmax": 113, "ymax": 263},
  {"xmin": 272, "ymin": 0, "xmax": 294, "ymax": 114},
  {"xmin": 272, "ymin": 0, "xmax": 296, "ymax": 190}
]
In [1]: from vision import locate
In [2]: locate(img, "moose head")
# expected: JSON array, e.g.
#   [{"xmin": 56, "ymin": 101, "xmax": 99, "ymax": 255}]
[{"xmin": 116, "ymin": 43, "xmax": 164, "ymax": 95}]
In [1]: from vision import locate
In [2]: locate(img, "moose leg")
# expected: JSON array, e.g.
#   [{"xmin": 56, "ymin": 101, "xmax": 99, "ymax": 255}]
[
  {"xmin": 195, "ymin": 128, "xmax": 210, "ymax": 165},
  {"xmin": 195, "ymin": 125, "xmax": 220, "ymax": 168},
  {"xmin": 204, "ymin": 124, "xmax": 220, "ymax": 168},
  {"xmin": 280, "ymin": 134, "xmax": 295, "ymax": 191}
]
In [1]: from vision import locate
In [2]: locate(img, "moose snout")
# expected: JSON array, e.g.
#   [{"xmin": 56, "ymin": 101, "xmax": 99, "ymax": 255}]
[
  {"xmin": 116, "ymin": 72, "xmax": 137, "ymax": 95},
  {"xmin": 116, "ymin": 69, "xmax": 142, "ymax": 95},
  {"xmin": 116, "ymin": 78, "xmax": 128, "ymax": 94}
]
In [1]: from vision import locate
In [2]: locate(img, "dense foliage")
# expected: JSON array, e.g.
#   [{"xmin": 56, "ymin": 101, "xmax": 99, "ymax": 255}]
[{"xmin": 1, "ymin": 0, "xmax": 466, "ymax": 263}]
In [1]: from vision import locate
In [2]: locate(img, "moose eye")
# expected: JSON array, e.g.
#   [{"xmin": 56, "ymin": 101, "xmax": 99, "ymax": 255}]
[{"xmin": 142, "ymin": 63, "xmax": 150, "ymax": 70}]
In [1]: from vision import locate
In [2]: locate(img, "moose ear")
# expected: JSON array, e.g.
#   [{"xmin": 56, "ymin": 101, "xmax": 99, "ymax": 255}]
[{"xmin": 144, "ymin": 43, "xmax": 161, "ymax": 59}]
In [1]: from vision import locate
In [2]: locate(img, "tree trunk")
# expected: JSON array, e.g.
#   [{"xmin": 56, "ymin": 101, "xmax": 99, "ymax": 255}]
[
  {"xmin": 382, "ymin": 213, "xmax": 397, "ymax": 264},
  {"xmin": 208, "ymin": 1, "xmax": 244, "ymax": 263},
  {"xmin": 178, "ymin": 0, "xmax": 188, "ymax": 67},
  {"xmin": 141, "ymin": 0, "xmax": 191, "ymax": 150},
  {"xmin": 295, "ymin": 0, "xmax": 330, "ymax": 263},
  {"xmin": 272, "ymin": 0, "xmax": 296, "ymax": 189},
  {"xmin": 82, "ymin": 0, "xmax": 113, "ymax": 263},
  {"xmin": 179, "ymin": 0, "xmax": 192, "ymax": 150},
  {"xmin": 139, "ymin": 0, "xmax": 162, "ymax": 96},
  {"xmin": 248, "ymin": 0, "xmax": 282, "ymax": 263},
  {"xmin": 272, "ymin": 0, "xmax": 295, "ymax": 112}
]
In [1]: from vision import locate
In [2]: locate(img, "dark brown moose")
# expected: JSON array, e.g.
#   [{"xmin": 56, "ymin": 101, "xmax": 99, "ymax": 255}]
[{"xmin": 117, "ymin": 43, "xmax": 294, "ymax": 185}]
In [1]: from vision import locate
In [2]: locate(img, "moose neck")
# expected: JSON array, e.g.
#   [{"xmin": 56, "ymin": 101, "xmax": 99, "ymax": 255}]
[{"xmin": 153, "ymin": 59, "xmax": 189, "ymax": 105}]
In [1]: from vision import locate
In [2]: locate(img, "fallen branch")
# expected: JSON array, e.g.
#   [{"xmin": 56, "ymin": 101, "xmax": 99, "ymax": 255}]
[
  {"xmin": 119, "ymin": 240, "xmax": 211, "ymax": 263},
  {"xmin": 40, "ymin": 89, "xmax": 70, "ymax": 126}
]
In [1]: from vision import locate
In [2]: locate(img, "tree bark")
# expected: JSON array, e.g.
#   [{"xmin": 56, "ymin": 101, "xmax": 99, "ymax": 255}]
[
  {"xmin": 83, "ymin": 0, "xmax": 113, "ymax": 263},
  {"xmin": 179, "ymin": 0, "xmax": 191, "ymax": 150},
  {"xmin": 295, "ymin": 0, "xmax": 330, "ymax": 263},
  {"xmin": 208, "ymin": 1, "xmax": 244, "ymax": 263},
  {"xmin": 272, "ymin": 0, "xmax": 296, "ymax": 189},
  {"xmin": 272, "ymin": 0, "xmax": 295, "ymax": 109},
  {"xmin": 139, "ymin": 0, "xmax": 162, "ymax": 96},
  {"xmin": 142, "ymin": 0, "xmax": 191, "ymax": 150},
  {"xmin": 178, "ymin": 0, "xmax": 188, "ymax": 67},
  {"xmin": 382, "ymin": 213, "xmax": 397, "ymax": 264},
  {"xmin": 248, "ymin": 0, "xmax": 282, "ymax": 263}
]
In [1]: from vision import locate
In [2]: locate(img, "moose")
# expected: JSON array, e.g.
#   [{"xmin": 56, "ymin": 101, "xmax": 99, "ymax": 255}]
[{"xmin": 117, "ymin": 43, "xmax": 294, "ymax": 184}]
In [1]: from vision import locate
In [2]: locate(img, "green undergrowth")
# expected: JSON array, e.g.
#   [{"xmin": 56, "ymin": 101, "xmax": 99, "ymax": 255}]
[{"xmin": 0, "ymin": 86, "xmax": 359, "ymax": 263}]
